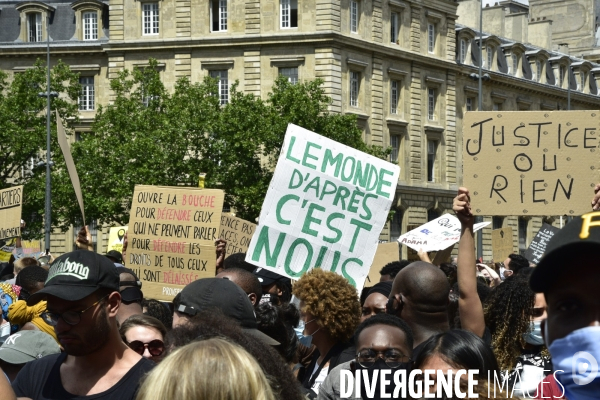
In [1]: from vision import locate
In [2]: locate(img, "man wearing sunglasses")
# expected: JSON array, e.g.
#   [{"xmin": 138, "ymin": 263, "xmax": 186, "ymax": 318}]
[{"xmin": 11, "ymin": 251, "xmax": 154, "ymax": 400}]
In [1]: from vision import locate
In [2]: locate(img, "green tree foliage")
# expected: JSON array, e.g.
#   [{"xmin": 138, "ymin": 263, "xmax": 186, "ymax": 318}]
[
  {"xmin": 0, "ymin": 60, "xmax": 80, "ymax": 238},
  {"xmin": 49, "ymin": 58, "xmax": 390, "ymax": 229}
]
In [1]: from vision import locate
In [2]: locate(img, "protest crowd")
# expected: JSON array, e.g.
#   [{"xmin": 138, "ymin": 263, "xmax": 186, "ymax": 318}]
[{"xmin": 0, "ymin": 127, "xmax": 599, "ymax": 400}]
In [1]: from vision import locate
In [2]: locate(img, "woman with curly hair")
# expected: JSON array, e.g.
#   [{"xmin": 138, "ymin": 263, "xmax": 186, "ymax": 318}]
[
  {"xmin": 484, "ymin": 273, "xmax": 550, "ymax": 396},
  {"xmin": 293, "ymin": 269, "xmax": 361, "ymax": 396}
]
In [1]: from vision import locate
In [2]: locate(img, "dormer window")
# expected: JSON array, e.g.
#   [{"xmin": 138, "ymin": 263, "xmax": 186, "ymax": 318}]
[
  {"xmin": 455, "ymin": 28, "xmax": 475, "ymax": 66},
  {"xmin": 28, "ymin": 13, "xmax": 42, "ymax": 42},
  {"xmin": 486, "ymin": 46, "xmax": 493, "ymax": 69},
  {"xmin": 71, "ymin": 0, "xmax": 106, "ymax": 41},
  {"xmin": 16, "ymin": 2, "xmax": 55, "ymax": 43}
]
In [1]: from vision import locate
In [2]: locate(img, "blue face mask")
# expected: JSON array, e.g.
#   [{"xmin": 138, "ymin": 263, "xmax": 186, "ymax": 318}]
[
  {"xmin": 549, "ymin": 326, "xmax": 600, "ymax": 400},
  {"xmin": 524, "ymin": 320, "xmax": 544, "ymax": 346}
]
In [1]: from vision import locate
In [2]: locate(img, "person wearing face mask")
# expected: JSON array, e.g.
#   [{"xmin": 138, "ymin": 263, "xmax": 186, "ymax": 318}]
[
  {"xmin": 318, "ymin": 313, "xmax": 413, "ymax": 400},
  {"xmin": 529, "ymin": 205, "xmax": 600, "ymax": 400},
  {"xmin": 294, "ymin": 269, "xmax": 361, "ymax": 396},
  {"xmin": 484, "ymin": 272, "xmax": 551, "ymax": 397}
]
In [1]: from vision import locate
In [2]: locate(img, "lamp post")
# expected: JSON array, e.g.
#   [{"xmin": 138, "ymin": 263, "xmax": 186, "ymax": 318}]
[
  {"xmin": 476, "ymin": 0, "xmax": 484, "ymax": 261},
  {"xmin": 37, "ymin": 19, "xmax": 58, "ymax": 254}
]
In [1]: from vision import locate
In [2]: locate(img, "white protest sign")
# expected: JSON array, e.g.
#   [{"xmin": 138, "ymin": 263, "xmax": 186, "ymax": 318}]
[
  {"xmin": 398, "ymin": 214, "xmax": 490, "ymax": 252},
  {"xmin": 246, "ymin": 124, "xmax": 400, "ymax": 289}
]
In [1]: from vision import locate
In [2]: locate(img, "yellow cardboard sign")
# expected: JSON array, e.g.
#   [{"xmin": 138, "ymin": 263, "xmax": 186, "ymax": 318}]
[
  {"xmin": 463, "ymin": 111, "xmax": 600, "ymax": 216},
  {"xmin": 364, "ymin": 242, "xmax": 400, "ymax": 287},
  {"xmin": 0, "ymin": 186, "xmax": 23, "ymax": 241},
  {"xmin": 219, "ymin": 215, "xmax": 256, "ymax": 256},
  {"xmin": 127, "ymin": 185, "xmax": 225, "ymax": 301},
  {"xmin": 107, "ymin": 226, "xmax": 128, "ymax": 254},
  {"xmin": 491, "ymin": 227, "xmax": 514, "ymax": 262}
]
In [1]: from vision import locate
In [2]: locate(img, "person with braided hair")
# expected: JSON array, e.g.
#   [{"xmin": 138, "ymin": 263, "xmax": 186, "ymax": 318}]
[{"xmin": 484, "ymin": 273, "xmax": 550, "ymax": 397}]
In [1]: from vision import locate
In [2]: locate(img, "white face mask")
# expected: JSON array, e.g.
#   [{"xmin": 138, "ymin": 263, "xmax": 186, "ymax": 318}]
[{"xmin": 523, "ymin": 320, "xmax": 544, "ymax": 345}]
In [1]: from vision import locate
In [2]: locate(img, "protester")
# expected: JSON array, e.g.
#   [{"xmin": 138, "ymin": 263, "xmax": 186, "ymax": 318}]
[
  {"xmin": 106, "ymin": 250, "xmax": 124, "ymax": 267},
  {"xmin": 415, "ymin": 330, "xmax": 501, "ymax": 397},
  {"xmin": 0, "ymin": 283, "xmax": 19, "ymax": 342},
  {"xmin": 477, "ymin": 263, "xmax": 502, "ymax": 287},
  {"xmin": 11, "ymin": 251, "xmax": 154, "ymax": 399},
  {"xmin": 136, "ymin": 338, "xmax": 276, "ymax": 400},
  {"xmin": 387, "ymin": 262, "xmax": 451, "ymax": 359},
  {"xmin": 214, "ymin": 238, "xmax": 227, "ymax": 274},
  {"xmin": 117, "ymin": 268, "xmax": 144, "ymax": 324},
  {"xmin": 378, "ymin": 260, "xmax": 410, "ymax": 282},
  {"xmin": 318, "ymin": 313, "xmax": 413, "ymax": 400},
  {"xmin": 293, "ymin": 269, "xmax": 360, "ymax": 395},
  {"xmin": 529, "ymin": 206, "xmax": 600, "ymax": 400},
  {"xmin": 254, "ymin": 267, "xmax": 293, "ymax": 305},
  {"xmin": 172, "ymin": 277, "xmax": 278, "ymax": 345},
  {"xmin": 223, "ymin": 251, "xmax": 255, "ymax": 272},
  {"xmin": 0, "ymin": 330, "xmax": 61, "ymax": 381},
  {"xmin": 142, "ymin": 299, "xmax": 172, "ymax": 330},
  {"xmin": 165, "ymin": 310, "xmax": 304, "ymax": 400},
  {"xmin": 360, "ymin": 281, "xmax": 392, "ymax": 322},
  {"xmin": 0, "ymin": 369, "xmax": 15, "ymax": 400},
  {"xmin": 120, "ymin": 314, "xmax": 166, "ymax": 363},
  {"xmin": 12, "ymin": 257, "xmax": 40, "ymax": 279},
  {"xmin": 502, "ymin": 254, "xmax": 530, "ymax": 278},
  {"xmin": 14, "ymin": 265, "xmax": 46, "ymax": 301},
  {"xmin": 439, "ymin": 262, "xmax": 458, "ymax": 286},
  {"xmin": 217, "ymin": 267, "xmax": 263, "ymax": 306}
]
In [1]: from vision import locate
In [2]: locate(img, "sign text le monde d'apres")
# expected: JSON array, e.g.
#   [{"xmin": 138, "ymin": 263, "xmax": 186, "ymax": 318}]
[
  {"xmin": 127, "ymin": 185, "xmax": 224, "ymax": 301},
  {"xmin": 246, "ymin": 124, "xmax": 400, "ymax": 289},
  {"xmin": 463, "ymin": 111, "xmax": 600, "ymax": 216}
]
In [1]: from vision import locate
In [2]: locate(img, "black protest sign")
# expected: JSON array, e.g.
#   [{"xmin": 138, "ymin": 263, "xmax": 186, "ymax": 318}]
[
  {"xmin": 463, "ymin": 111, "xmax": 600, "ymax": 216},
  {"xmin": 524, "ymin": 223, "xmax": 560, "ymax": 264}
]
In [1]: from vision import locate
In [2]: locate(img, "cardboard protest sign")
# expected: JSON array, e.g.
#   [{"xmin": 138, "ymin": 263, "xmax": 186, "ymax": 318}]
[
  {"xmin": 0, "ymin": 239, "xmax": 16, "ymax": 262},
  {"xmin": 0, "ymin": 186, "xmax": 23, "ymax": 241},
  {"xmin": 56, "ymin": 111, "xmax": 85, "ymax": 224},
  {"xmin": 398, "ymin": 214, "xmax": 490, "ymax": 252},
  {"xmin": 492, "ymin": 227, "xmax": 514, "ymax": 262},
  {"xmin": 219, "ymin": 215, "xmax": 256, "ymax": 256},
  {"xmin": 107, "ymin": 226, "xmax": 128, "ymax": 254},
  {"xmin": 127, "ymin": 185, "xmax": 224, "ymax": 301},
  {"xmin": 463, "ymin": 111, "xmax": 600, "ymax": 216},
  {"xmin": 524, "ymin": 223, "xmax": 560, "ymax": 264},
  {"xmin": 246, "ymin": 124, "xmax": 400, "ymax": 289},
  {"xmin": 364, "ymin": 242, "xmax": 400, "ymax": 286}
]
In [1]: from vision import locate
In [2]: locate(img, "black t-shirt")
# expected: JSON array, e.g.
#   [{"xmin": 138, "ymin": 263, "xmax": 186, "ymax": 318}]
[{"xmin": 12, "ymin": 352, "xmax": 154, "ymax": 400}]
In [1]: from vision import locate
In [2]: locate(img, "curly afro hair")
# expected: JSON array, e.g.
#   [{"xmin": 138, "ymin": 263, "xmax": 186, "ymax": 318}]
[
  {"xmin": 483, "ymin": 274, "xmax": 546, "ymax": 370},
  {"xmin": 292, "ymin": 269, "xmax": 360, "ymax": 343}
]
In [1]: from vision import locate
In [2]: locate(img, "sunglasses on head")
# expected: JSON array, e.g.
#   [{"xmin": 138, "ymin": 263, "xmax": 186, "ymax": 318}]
[{"xmin": 127, "ymin": 339, "xmax": 164, "ymax": 357}]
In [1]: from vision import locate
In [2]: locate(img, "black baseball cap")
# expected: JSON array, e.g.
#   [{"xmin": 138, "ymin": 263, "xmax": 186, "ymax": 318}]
[
  {"xmin": 177, "ymin": 278, "xmax": 279, "ymax": 345},
  {"xmin": 530, "ymin": 211, "xmax": 600, "ymax": 293},
  {"xmin": 106, "ymin": 250, "xmax": 123, "ymax": 264},
  {"xmin": 27, "ymin": 251, "xmax": 120, "ymax": 306},
  {"xmin": 119, "ymin": 268, "xmax": 143, "ymax": 303},
  {"xmin": 253, "ymin": 267, "xmax": 290, "ymax": 286}
]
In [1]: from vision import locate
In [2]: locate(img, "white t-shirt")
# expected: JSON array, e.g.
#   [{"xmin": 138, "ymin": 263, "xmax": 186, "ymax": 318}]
[{"xmin": 311, "ymin": 362, "xmax": 330, "ymax": 394}]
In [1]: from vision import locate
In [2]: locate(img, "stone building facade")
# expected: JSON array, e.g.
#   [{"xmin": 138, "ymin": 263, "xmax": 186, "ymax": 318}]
[{"xmin": 2, "ymin": 0, "xmax": 600, "ymax": 260}]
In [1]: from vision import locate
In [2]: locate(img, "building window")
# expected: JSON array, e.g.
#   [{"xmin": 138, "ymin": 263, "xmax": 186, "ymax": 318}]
[
  {"xmin": 83, "ymin": 11, "xmax": 98, "ymax": 40},
  {"xmin": 28, "ymin": 13, "xmax": 42, "ymax": 42},
  {"xmin": 427, "ymin": 139, "xmax": 437, "ymax": 182},
  {"xmin": 427, "ymin": 23, "xmax": 435, "ymax": 53},
  {"xmin": 390, "ymin": 80, "xmax": 399, "ymax": 114},
  {"xmin": 518, "ymin": 217, "xmax": 528, "ymax": 253},
  {"xmin": 427, "ymin": 88, "xmax": 436, "ymax": 121},
  {"xmin": 486, "ymin": 46, "xmax": 493, "ymax": 69},
  {"xmin": 350, "ymin": 71, "xmax": 360, "ymax": 107},
  {"xmin": 280, "ymin": 0, "xmax": 298, "ymax": 28},
  {"xmin": 390, "ymin": 208, "xmax": 404, "ymax": 241},
  {"xmin": 279, "ymin": 67, "xmax": 298, "ymax": 84},
  {"xmin": 427, "ymin": 208, "xmax": 440, "ymax": 221},
  {"xmin": 391, "ymin": 12, "xmax": 399, "ymax": 44},
  {"xmin": 79, "ymin": 77, "xmax": 94, "ymax": 111},
  {"xmin": 493, "ymin": 102, "xmax": 502, "ymax": 111},
  {"xmin": 142, "ymin": 3, "xmax": 159, "ymax": 35},
  {"xmin": 210, "ymin": 70, "xmax": 229, "ymax": 105},
  {"xmin": 559, "ymin": 65, "xmax": 565, "ymax": 87},
  {"xmin": 211, "ymin": 0, "xmax": 228, "ymax": 32},
  {"xmin": 459, "ymin": 39, "xmax": 467, "ymax": 63},
  {"xmin": 579, "ymin": 71, "xmax": 585, "ymax": 91},
  {"xmin": 75, "ymin": 132, "xmax": 82, "ymax": 142},
  {"xmin": 492, "ymin": 216, "xmax": 504, "ymax": 230},
  {"xmin": 350, "ymin": 1, "xmax": 359, "ymax": 33},
  {"xmin": 511, "ymin": 54, "xmax": 518, "ymax": 76},
  {"xmin": 390, "ymin": 135, "xmax": 400, "ymax": 163},
  {"xmin": 466, "ymin": 97, "xmax": 473, "ymax": 111}
]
